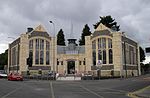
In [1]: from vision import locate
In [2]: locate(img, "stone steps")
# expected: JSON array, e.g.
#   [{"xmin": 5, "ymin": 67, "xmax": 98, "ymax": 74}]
[{"xmin": 57, "ymin": 76, "xmax": 81, "ymax": 80}]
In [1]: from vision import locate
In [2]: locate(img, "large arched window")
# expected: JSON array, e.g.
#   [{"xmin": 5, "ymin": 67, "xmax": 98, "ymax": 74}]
[
  {"xmin": 92, "ymin": 37, "xmax": 113, "ymax": 65},
  {"xmin": 29, "ymin": 38, "xmax": 51, "ymax": 65},
  {"xmin": 97, "ymin": 38, "xmax": 107, "ymax": 64}
]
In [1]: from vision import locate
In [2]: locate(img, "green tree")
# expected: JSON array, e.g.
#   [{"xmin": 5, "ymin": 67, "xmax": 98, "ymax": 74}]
[
  {"xmin": 93, "ymin": 15, "xmax": 120, "ymax": 31},
  {"xmin": 140, "ymin": 47, "xmax": 145, "ymax": 62},
  {"xmin": 0, "ymin": 49, "xmax": 8, "ymax": 70},
  {"xmin": 57, "ymin": 29, "xmax": 66, "ymax": 46},
  {"xmin": 79, "ymin": 24, "xmax": 91, "ymax": 45}
]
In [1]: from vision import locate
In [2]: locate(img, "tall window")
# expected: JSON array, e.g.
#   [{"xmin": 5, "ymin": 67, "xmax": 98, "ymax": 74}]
[
  {"xmin": 108, "ymin": 38, "xmax": 113, "ymax": 64},
  {"xmin": 98, "ymin": 50, "xmax": 102, "ymax": 60},
  {"xmin": 92, "ymin": 50, "xmax": 96, "ymax": 66},
  {"xmin": 102, "ymin": 38, "xmax": 106, "ymax": 49},
  {"xmin": 46, "ymin": 51, "xmax": 49, "ymax": 65},
  {"xmin": 46, "ymin": 41, "xmax": 50, "ymax": 65},
  {"xmin": 40, "ymin": 39, "xmax": 44, "ymax": 64},
  {"xmin": 35, "ymin": 50, "xmax": 39, "ymax": 64},
  {"xmin": 83, "ymin": 58, "xmax": 86, "ymax": 65},
  {"xmin": 36, "ymin": 39, "xmax": 39, "ymax": 49},
  {"xmin": 35, "ymin": 39, "xmax": 39, "ymax": 64},
  {"xmin": 108, "ymin": 39, "xmax": 112, "ymax": 48},
  {"xmin": 109, "ymin": 49, "xmax": 113, "ymax": 64},
  {"xmin": 98, "ymin": 38, "xmax": 102, "ymax": 49},
  {"xmin": 103, "ymin": 50, "xmax": 106, "ymax": 64},
  {"xmin": 40, "ymin": 51, "xmax": 44, "ymax": 64},
  {"xmin": 12, "ymin": 47, "xmax": 16, "ymax": 65},
  {"xmin": 40, "ymin": 39, "xmax": 44, "ymax": 50},
  {"xmin": 29, "ymin": 40, "xmax": 33, "ymax": 49}
]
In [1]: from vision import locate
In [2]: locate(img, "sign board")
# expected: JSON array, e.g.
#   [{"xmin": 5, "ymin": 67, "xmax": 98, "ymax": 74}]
[{"xmin": 97, "ymin": 60, "xmax": 102, "ymax": 65}]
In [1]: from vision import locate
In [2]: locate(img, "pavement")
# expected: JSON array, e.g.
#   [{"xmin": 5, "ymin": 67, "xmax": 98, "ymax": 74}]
[{"xmin": 0, "ymin": 74, "xmax": 149, "ymax": 98}]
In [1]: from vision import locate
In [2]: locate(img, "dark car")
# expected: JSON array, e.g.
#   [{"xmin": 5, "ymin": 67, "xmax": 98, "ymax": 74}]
[{"xmin": 8, "ymin": 73, "xmax": 23, "ymax": 81}]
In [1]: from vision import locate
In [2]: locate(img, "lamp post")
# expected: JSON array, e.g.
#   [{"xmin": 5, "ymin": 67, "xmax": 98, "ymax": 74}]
[{"xmin": 49, "ymin": 21, "xmax": 57, "ymax": 73}]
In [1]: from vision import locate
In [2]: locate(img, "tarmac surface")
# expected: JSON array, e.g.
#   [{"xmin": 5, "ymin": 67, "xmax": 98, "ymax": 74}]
[{"xmin": 0, "ymin": 75, "xmax": 149, "ymax": 98}]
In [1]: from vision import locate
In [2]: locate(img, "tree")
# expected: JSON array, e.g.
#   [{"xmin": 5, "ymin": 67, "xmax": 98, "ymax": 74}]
[
  {"xmin": 57, "ymin": 29, "xmax": 66, "ymax": 46},
  {"xmin": 140, "ymin": 47, "xmax": 145, "ymax": 62},
  {"xmin": 0, "ymin": 49, "xmax": 8, "ymax": 70},
  {"xmin": 93, "ymin": 15, "xmax": 120, "ymax": 31},
  {"xmin": 79, "ymin": 24, "xmax": 91, "ymax": 45}
]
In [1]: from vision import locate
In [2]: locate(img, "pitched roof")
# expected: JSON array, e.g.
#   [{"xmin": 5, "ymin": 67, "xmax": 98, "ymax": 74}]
[
  {"xmin": 95, "ymin": 23, "xmax": 110, "ymax": 31},
  {"xmin": 34, "ymin": 24, "xmax": 46, "ymax": 32}
]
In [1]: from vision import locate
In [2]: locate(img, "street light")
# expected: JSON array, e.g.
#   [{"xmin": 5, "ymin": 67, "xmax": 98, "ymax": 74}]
[{"xmin": 49, "ymin": 21, "xmax": 57, "ymax": 74}]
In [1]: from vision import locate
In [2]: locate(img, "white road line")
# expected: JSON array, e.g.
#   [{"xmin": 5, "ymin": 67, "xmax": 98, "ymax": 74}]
[
  {"xmin": 80, "ymin": 85, "xmax": 104, "ymax": 98},
  {"xmin": 50, "ymin": 82, "xmax": 55, "ymax": 98},
  {"xmin": 1, "ymin": 86, "xmax": 22, "ymax": 98}
]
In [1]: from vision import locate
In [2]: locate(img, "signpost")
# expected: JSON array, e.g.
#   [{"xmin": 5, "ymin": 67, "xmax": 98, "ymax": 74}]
[{"xmin": 97, "ymin": 60, "xmax": 102, "ymax": 80}]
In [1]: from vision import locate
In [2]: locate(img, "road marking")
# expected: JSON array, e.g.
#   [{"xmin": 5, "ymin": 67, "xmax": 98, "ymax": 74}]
[
  {"xmin": 127, "ymin": 85, "xmax": 150, "ymax": 98},
  {"xmin": 1, "ymin": 85, "xmax": 22, "ymax": 98},
  {"xmin": 50, "ymin": 81, "xmax": 55, "ymax": 98},
  {"xmin": 79, "ymin": 85, "xmax": 104, "ymax": 98}
]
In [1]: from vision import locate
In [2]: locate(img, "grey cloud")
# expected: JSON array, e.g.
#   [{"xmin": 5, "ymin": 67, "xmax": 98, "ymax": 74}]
[{"xmin": 0, "ymin": 0, "xmax": 150, "ymax": 55}]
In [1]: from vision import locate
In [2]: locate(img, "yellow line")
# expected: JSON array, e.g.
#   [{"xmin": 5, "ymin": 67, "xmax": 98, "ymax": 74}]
[
  {"xmin": 80, "ymin": 85, "xmax": 104, "ymax": 98},
  {"xmin": 1, "ymin": 85, "xmax": 22, "ymax": 98},
  {"xmin": 50, "ymin": 81, "xmax": 55, "ymax": 98},
  {"xmin": 127, "ymin": 85, "xmax": 150, "ymax": 98}
]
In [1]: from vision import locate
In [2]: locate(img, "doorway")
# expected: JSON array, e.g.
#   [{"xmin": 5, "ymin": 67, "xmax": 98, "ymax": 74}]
[{"xmin": 67, "ymin": 61, "xmax": 75, "ymax": 74}]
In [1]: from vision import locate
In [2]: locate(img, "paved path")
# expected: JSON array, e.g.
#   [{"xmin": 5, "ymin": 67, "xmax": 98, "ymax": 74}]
[{"xmin": 0, "ymin": 76, "xmax": 149, "ymax": 98}]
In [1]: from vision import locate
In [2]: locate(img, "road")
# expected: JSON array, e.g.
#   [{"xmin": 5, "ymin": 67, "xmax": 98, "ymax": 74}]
[{"xmin": 0, "ymin": 76, "xmax": 149, "ymax": 98}]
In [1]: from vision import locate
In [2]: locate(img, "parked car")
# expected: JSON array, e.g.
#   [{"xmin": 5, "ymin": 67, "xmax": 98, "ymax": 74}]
[
  {"xmin": 8, "ymin": 73, "xmax": 23, "ymax": 81},
  {"xmin": 0, "ymin": 71, "xmax": 7, "ymax": 78}
]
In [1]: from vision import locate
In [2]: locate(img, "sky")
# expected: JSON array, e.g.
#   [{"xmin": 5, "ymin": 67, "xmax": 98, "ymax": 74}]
[{"xmin": 0, "ymin": 0, "xmax": 150, "ymax": 63}]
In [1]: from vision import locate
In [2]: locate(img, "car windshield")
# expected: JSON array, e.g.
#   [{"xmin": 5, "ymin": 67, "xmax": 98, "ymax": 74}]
[{"xmin": 0, "ymin": 71, "xmax": 6, "ymax": 74}]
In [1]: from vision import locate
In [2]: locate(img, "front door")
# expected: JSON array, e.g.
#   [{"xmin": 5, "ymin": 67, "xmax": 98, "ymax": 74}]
[{"xmin": 67, "ymin": 61, "xmax": 75, "ymax": 74}]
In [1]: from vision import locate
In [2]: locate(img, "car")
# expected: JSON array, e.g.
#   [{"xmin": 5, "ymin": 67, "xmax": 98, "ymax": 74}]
[
  {"xmin": 8, "ymin": 73, "xmax": 23, "ymax": 81},
  {"xmin": 0, "ymin": 71, "xmax": 7, "ymax": 78}
]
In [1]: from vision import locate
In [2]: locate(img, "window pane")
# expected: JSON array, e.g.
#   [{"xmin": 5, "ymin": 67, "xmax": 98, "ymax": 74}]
[
  {"xmin": 103, "ymin": 50, "xmax": 106, "ymax": 64},
  {"xmin": 108, "ymin": 39, "xmax": 112, "ymax": 48},
  {"xmin": 40, "ymin": 39, "xmax": 44, "ymax": 50},
  {"xmin": 36, "ymin": 39, "xmax": 39, "ymax": 49},
  {"xmin": 102, "ymin": 38, "xmax": 106, "ymax": 48},
  {"xmin": 46, "ymin": 41, "xmax": 50, "ymax": 50},
  {"xmin": 79, "ymin": 61, "xmax": 81, "ymax": 65},
  {"xmin": 29, "ymin": 40, "xmax": 33, "ymax": 49},
  {"xmin": 40, "ymin": 51, "xmax": 44, "ymax": 64},
  {"xmin": 92, "ymin": 50, "xmax": 96, "ymax": 66},
  {"xmin": 46, "ymin": 51, "xmax": 49, "ymax": 65},
  {"xmin": 92, "ymin": 40, "xmax": 96, "ymax": 49},
  {"xmin": 98, "ymin": 50, "xmax": 102, "ymax": 60},
  {"xmin": 109, "ymin": 49, "xmax": 113, "ymax": 64},
  {"xmin": 35, "ymin": 50, "xmax": 39, "ymax": 64},
  {"xmin": 57, "ymin": 59, "xmax": 59, "ymax": 65},
  {"xmin": 61, "ymin": 61, "xmax": 63, "ymax": 65},
  {"xmin": 83, "ymin": 58, "xmax": 86, "ymax": 65},
  {"xmin": 12, "ymin": 47, "xmax": 16, "ymax": 65}
]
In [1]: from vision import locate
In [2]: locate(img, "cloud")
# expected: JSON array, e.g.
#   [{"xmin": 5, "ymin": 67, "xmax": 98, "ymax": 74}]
[{"xmin": 0, "ymin": 0, "xmax": 150, "ymax": 63}]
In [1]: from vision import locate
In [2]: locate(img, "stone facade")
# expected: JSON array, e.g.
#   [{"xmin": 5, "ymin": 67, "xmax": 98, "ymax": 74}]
[{"xmin": 8, "ymin": 24, "xmax": 140, "ymax": 77}]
